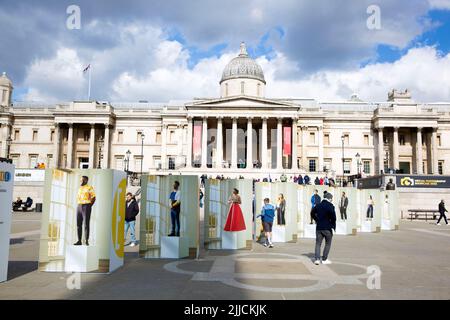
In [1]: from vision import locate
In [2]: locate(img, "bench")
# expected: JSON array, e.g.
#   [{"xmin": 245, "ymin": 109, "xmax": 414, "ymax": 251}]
[{"xmin": 407, "ymin": 209, "xmax": 440, "ymax": 222}]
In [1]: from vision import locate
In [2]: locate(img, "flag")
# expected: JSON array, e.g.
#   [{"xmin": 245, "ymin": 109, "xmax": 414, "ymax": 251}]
[{"xmin": 83, "ymin": 64, "xmax": 91, "ymax": 73}]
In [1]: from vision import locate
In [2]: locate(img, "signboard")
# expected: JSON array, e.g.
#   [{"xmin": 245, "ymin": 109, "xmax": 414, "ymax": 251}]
[
  {"xmin": 283, "ymin": 127, "xmax": 292, "ymax": 156},
  {"xmin": 0, "ymin": 161, "xmax": 15, "ymax": 282},
  {"xmin": 396, "ymin": 175, "xmax": 450, "ymax": 188},
  {"xmin": 357, "ymin": 176, "xmax": 383, "ymax": 189},
  {"xmin": 14, "ymin": 169, "xmax": 45, "ymax": 182}
]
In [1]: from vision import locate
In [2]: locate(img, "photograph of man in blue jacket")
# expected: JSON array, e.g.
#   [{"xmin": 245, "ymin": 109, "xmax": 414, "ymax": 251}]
[
  {"xmin": 310, "ymin": 190, "xmax": 321, "ymax": 224},
  {"xmin": 311, "ymin": 192, "xmax": 336, "ymax": 265}
]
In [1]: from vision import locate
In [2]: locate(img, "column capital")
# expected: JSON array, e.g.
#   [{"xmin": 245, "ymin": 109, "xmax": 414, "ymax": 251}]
[
  {"xmin": 291, "ymin": 116, "xmax": 299, "ymax": 122},
  {"xmin": 301, "ymin": 125, "xmax": 308, "ymax": 130},
  {"xmin": 231, "ymin": 116, "xmax": 238, "ymax": 121},
  {"xmin": 432, "ymin": 127, "xmax": 438, "ymax": 133},
  {"xmin": 393, "ymin": 126, "xmax": 399, "ymax": 131},
  {"xmin": 417, "ymin": 127, "xmax": 423, "ymax": 132},
  {"xmin": 187, "ymin": 115, "xmax": 193, "ymax": 121},
  {"xmin": 246, "ymin": 116, "xmax": 253, "ymax": 121},
  {"xmin": 90, "ymin": 123, "xmax": 96, "ymax": 128},
  {"xmin": 262, "ymin": 116, "xmax": 268, "ymax": 121},
  {"xmin": 216, "ymin": 115, "xmax": 224, "ymax": 120},
  {"xmin": 202, "ymin": 116, "xmax": 208, "ymax": 120},
  {"xmin": 277, "ymin": 117, "xmax": 283, "ymax": 123},
  {"xmin": 67, "ymin": 123, "xmax": 73, "ymax": 128}
]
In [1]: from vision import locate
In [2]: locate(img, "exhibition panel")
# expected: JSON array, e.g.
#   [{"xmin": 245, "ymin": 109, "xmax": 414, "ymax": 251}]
[{"xmin": 0, "ymin": 162, "xmax": 14, "ymax": 283}]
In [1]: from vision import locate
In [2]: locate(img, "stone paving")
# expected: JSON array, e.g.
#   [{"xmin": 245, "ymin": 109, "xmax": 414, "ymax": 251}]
[{"xmin": 1, "ymin": 212, "xmax": 450, "ymax": 299}]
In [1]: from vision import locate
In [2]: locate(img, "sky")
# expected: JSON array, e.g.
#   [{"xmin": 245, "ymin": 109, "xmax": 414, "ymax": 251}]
[{"xmin": 1, "ymin": 0, "xmax": 450, "ymax": 103}]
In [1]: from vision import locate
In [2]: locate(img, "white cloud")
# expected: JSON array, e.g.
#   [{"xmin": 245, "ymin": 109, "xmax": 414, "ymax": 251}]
[{"xmin": 428, "ymin": 0, "xmax": 450, "ymax": 10}]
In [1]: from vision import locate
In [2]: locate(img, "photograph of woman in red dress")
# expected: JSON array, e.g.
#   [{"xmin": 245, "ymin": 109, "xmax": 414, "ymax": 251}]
[{"xmin": 223, "ymin": 188, "xmax": 246, "ymax": 232}]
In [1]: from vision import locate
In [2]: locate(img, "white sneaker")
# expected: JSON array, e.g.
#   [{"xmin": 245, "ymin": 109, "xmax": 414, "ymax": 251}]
[
  {"xmin": 437, "ymin": 223, "xmax": 441, "ymax": 226},
  {"xmin": 263, "ymin": 242, "xmax": 268, "ymax": 247},
  {"xmin": 314, "ymin": 260, "xmax": 320, "ymax": 265},
  {"xmin": 269, "ymin": 243, "xmax": 274, "ymax": 248},
  {"xmin": 130, "ymin": 242, "xmax": 136, "ymax": 247},
  {"xmin": 322, "ymin": 259, "xmax": 332, "ymax": 265}
]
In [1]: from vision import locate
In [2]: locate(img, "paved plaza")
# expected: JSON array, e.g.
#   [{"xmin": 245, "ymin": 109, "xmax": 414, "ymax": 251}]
[{"xmin": 1, "ymin": 212, "xmax": 450, "ymax": 300}]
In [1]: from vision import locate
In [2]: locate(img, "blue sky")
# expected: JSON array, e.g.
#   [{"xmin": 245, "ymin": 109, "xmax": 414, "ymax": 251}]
[{"xmin": 1, "ymin": 0, "xmax": 450, "ymax": 103}]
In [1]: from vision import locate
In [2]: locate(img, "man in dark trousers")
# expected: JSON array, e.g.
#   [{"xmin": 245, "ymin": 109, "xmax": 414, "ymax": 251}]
[
  {"xmin": 168, "ymin": 181, "xmax": 181, "ymax": 236},
  {"xmin": 125, "ymin": 192, "xmax": 140, "ymax": 246},
  {"xmin": 311, "ymin": 192, "xmax": 336, "ymax": 265},
  {"xmin": 339, "ymin": 191, "xmax": 349, "ymax": 221},
  {"xmin": 75, "ymin": 176, "xmax": 96, "ymax": 246},
  {"xmin": 437, "ymin": 199, "xmax": 448, "ymax": 225},
  {"xmin": 310, "ymin": 190, "xmax": 321, "ymax": 224}
]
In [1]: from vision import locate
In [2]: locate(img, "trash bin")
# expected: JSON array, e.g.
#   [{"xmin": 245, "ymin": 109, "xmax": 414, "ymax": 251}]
[{"xmin": 35, "ymin": 203, "xmax": 43, "ymax": 213}]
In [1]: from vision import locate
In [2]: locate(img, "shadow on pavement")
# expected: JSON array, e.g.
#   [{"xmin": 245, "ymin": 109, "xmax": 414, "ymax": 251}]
[{"xmin": 7, "ymin": 261, "xmax": 39, "ymax": 281}]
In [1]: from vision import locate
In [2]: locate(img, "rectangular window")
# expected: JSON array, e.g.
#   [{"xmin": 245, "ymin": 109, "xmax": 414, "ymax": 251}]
[
  {"xmin": 14, "ymin": 129, "xmax": 20, "ymax": 141},
  {"xmin": 399, "ymin": 134, "xmax": 405, "ymax": 146},
  {"xmin": 344, "ymin": 159, "xmax": 351, "ymax": 174},
  {"xmin": 50, "ymin": 130, "xmax": 55, "ymax": 142},
  {"xmin": 168, "ymin": 157, "xmax": 176, "ymax": 170},
  {"xmin": 32, "ymin": 130, "xmax": 38, "ymax": 142},
  {"xmin": 156, "ymin": 132, "xmax": 162, "ymax": 144},
  {"xmin": 47, "ymin": 154, "xmax": 54, "ymax": 168},
  {"xmin": 324, "ymin": 134, "xmax": 330, "ymax": 145},
  {"xmin": 438, "ymin": 161, "xmax": 444, "ymax": 175},
  {"xmin": 324, "ymin": 158, "xmax": 332, "ymax": 172},
  {"xmin": 241, "ymin": 81, "xmax": 245, "ymax": 94},
  {"xmin": 117, "ymin": 130, "xmax": 124, "ymax": 143},
  {"xmin": 134, "ymin": 156, "xmax": 142, "ymax": 172},
  {"xmin": 115, "ymin": 156, "xmax": 124, "ymax": 171},
  {"xmin": 169, "ymin": 130, "xmax": 175, "ymax": 143},
  {"xmin": 364, "ymin": 134, "xmax": 369, "ymax": 145},
  {"xmin": 2, "ymin": 90, "xmax": 6, "ymax": 103},
  {"xmin": 309, "ymin": 132, "xmax": 315, "ymax": 144},
  {"xmin": 11, "ymin": 154, "xmax": 19, "ymax": 167},
  {"xmin": 437, "ymin": 135, "xmax": 441, "ymax": 147},
  {"xmin": 29, "ymin": 154, "xmax": 38, "ymax": 168},
  {"xmin": 153, "ymin": 156, "xmax": 161, "ymax": 169},
  {"xmin": 343, "ymin": 134, "xmax": 349, "ymax": 146},
  {"xmin": 363, "ymin": 160, "xmax": 371, "ymax": 174},
  {"xmin": 308, "ymin": 159, "xmax": 316, "ymax": 172},
  {"xmin": 137, "ymin": 131, "xmax": 143, "ymax": 143}
]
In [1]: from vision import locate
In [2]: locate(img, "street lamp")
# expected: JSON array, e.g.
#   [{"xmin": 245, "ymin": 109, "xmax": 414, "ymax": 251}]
[
  {"xmin": 6, "ymin": 135, "xmax": 12, "ymax": 159},
  {"xmin": 355, "ymin": 152, "xmax": 361, "ymax": 176},
  {"xmin": 140, "ymin": 133, "xmax": 145, "ymax": 174},
  {"xmin": 97, "ymin": 136, "xmax": 104, "ymax": 169},
  {"xmin": 341, "ymin": 134, "xmax": 345, "ymax": 187},
  {"xmin": 125, "ymin": 149, "xmax": 131, "ymax": 172}
]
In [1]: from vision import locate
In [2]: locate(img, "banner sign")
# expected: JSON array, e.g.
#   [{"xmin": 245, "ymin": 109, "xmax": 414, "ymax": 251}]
[
  {"xmin": 396, "ymin": 175, "xmax": 450, "ymax": 188},
  {"xmin": 14, "ymin": 169, "xmax": 45, "ymax": 182},
  {"xmin": 283, "ymin": 127, "xmax": 292, "ymax": 156},
  {"xmin": 0, "ymin": 161, "xmax": 14, "ymax": 282},
  {"xmin": 193, "ymin": 123, "xmax": 202, "ymax": 160}
]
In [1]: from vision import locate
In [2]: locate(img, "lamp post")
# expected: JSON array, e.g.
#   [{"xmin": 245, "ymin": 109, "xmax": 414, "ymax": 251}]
[
  {"xmin": 140, "ymin": 133, "xmax": 145, "ymax": 174},
  {"xmin": 355, "ymin": 152, "xmax": 361, "ymax": 176},
  {"xmin": 341, "ymin": 134, "xmax": 345, "ymax": 187},
  {"xmin": 97, "ymin": 136, "xmax": 104, "ymax": 169},
  {"xmin": 6, "ymin": 135, "xmax": 12, "ymax": 159},
  {"xmin": 125, "ymin": 149, "xmax": 131, "ymax": 172}
]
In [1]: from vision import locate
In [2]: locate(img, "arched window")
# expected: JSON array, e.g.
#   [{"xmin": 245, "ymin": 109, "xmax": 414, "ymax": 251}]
[{"xmin": 241, "ymin": 81, "xmax": 245, "ymax": 95}]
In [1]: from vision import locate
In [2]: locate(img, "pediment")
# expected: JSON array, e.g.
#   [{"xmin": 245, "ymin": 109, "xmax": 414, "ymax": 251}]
[{"xmin": 187, "ymin": 95, "xmax": 298, "ymax": 109}]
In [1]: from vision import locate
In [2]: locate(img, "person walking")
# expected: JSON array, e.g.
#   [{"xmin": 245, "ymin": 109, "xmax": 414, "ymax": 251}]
[
  {"xmin": 437, "ymin": 199, "xmax": 448, "ymax": 225},
  {"xmin": 366, "ymin": 195, "xmax": 374, "ymax": 221},
  {"xmin": 258, "ymin": 198, "xmax": 276, "ymax": 248},
  {"xmin": 310, "ymin": 190, "xmax": 321, "ymax": 224},
  {"xmin": 168, "ymin": 181, "xmax": 181, "ymax": 237},
  {"xmin": 75, "ymin": 176, "xmax": 96, "ymax": 246},
  {"xmin": 339, "ymin": 192, "xmax": 348, "ymax": 221},
  {"xmin": 311, "ymin": 192, "xmax": 336, "ymax": 265},
  {"xmin": 125, "ymin": 192, "xmax": 139, "ymax": 247},
  {"xmin": 276, "ymin": 193, "xmax": 286, "ymax": 225}
]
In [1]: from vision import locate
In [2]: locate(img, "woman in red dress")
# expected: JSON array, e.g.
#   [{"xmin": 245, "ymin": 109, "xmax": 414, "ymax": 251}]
[{"xmin": 224, "ymin": 188, "xmax": 246, "ymax": 232}]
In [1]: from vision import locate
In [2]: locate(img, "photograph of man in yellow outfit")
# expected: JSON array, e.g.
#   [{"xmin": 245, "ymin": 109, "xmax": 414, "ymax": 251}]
[{"xmin": 75, "ymin": 176, "xmax": 96, "ymax": 246}]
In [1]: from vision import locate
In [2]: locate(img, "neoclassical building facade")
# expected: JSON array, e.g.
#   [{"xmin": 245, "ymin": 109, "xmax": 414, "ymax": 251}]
[{"xmin": 1, "ymin": 43, "xmax": 450, "ymax": 179}]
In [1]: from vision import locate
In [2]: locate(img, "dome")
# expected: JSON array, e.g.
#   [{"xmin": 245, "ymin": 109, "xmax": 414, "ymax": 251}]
[
  {"xmin": 220, "ymin": 43, "xmax": 266, "ymax": 84},
  {"xmin": 0, "ymin": 72, "xmax": 12, "ymax": 87}
]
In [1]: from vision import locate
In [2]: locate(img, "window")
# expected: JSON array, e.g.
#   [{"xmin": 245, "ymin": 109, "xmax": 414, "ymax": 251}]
[
  {"xmin": 153, "ymin": 156, "xmax": 161, "ymax": 169},
  {"xmin": 47, "ymin": 154, "xmax": 54, "ymax": 168},
  {"xmin": 50, "ymin": 130, "xmax": 55, "ymax": 142},
  {"xmin": 438, "ymin": 135, "xmax": 441, "ymax": 147},
  {"xmin": 308, "ymin": 159, "xmax": 316, "ymax": 172},
  {"xmin": 169, "ymin": 130, "xmax": 175, "ymax": 143},
  {"xmin": 364, "ymin": 134, "xmax": 369, "ymax": 145},
  {"xmin": 438, "ymin": 161, "xmax": 444, "ymax": 175},
  {"xmin": 324, "ymin": 159, "xmax": 332, "ymax": 172},
  {"xmin": 309, "ymin": 132, "xmax": 315, "ymax": 144},
  {"xmin": 399, "ymin": 134, "xmax": 405, "ymax": 146},
  {"xmin": 344, "ymin": 160, "xmax": 351, "ymax": 174},
  {"xmin": 156, "ymin": 131, "xmax": 162, "ymax": 144},
  {"xmin": 343, "ymin": 134, "xmax": 349, "ymax": 145},
  {"xmin": 324, "ymin": 134, "xmax": 330, "ymax": 145},
  {"xmin": 363, "ymin": 160, "xmax": 371, "ymax": 174},
  {"xmin": 241, "ymin": 81, "xmax": 245, "ymax": 95},
  {"xmin": 383, "ymin": 135, "xmax": 388, "ymax": 144},
  {"xmin": 257, "ymin": 83, "xmax": 261, "ymax": 96},
  {"xmin": 2, "ymin": 89, "xmax": 6, "ymax": 103},
  {"xmin": 225, "ymin": 83, "xmax": 229, "ymax": 96},
  {"xmin": 29, "ymin": 154, "xmax": 38, "ymax": 168},
  {"xmin": 137, "ymin": 131, "xmax": 143, "ymax": 143},
  {"xmin": 14, "ymin": 129, "xmax": 20, "ymax": 141},
  {"xmin": 168, "ymin": 157, "xmax": 176, "ymax": 170},
  {"xmin": 134, "ymin": 156, "xmax": 142, "ymax": 172},
  {"xmin": 83, "ymin": 130, "xmax": 90, "ymax": 142},
  {"xmin": 117, "ymin": 130, "xmax": 124, "ymax": 143},
  {"xmin": 115, "ymin": 156, "xmax": 124, "ymax": 171},
  {"xmin": 32, "ymin": 129, "xmax": 38, "ymax": 142},
  {"xmin": 11, "ymin": 154, "xmax": 19, "ymax": 167}
]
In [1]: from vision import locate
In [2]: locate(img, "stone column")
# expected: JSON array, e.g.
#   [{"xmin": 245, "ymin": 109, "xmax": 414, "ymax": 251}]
[
  {"xmin": 416, "ymin": 127, "xmax": 423, "ymax": 174},
  {"xmin": 88, "ymin": 124, "xmax": 96, "ymax": 169},
  {"xmin": 246, "ymin": 117, "xmax": 253, "ymax": 169},
  {"xmin": 276, "ymin": 118, "xmax": 283, "ymax": 170},
  {"xmin": 1, "ymin": 124, "xmax": 11, "ymax": 158},
  {"xmin": 431, "ymin": 127, "xmax": 438, "ymax": 174},
  {"xmin": 103, "ymin": 124, "xmax": 110, "ymax": 169},
  {"xmin": 186, "ymin": 117, "xmax": 193, "ymax": 168},
  {"xmin": 377, "ymin": 127, "xmax": 384, "ymax": 174},
  {"xmin": 67, "ymin": 123, "xmax": 74, "ymax": 168},
  {"xmin": 161, "ymin": 124, "xmax": 168, "ymax": 170},
  {"xmin": 201, "ymin": 117, "xmax": 208, "ymax": 169},
  {"xmin": 216, "ymin": 117, "xmax": 223, "ymax": 169},
  {"xmin": 176, "ymin": 124, "xmax": 183, "ymax": 168},
  {"xmin": 291, "ymin": 118, "xmax": 298, "ymax": 170},
  {"xmin": 262, "ymin": 117, "xmax": 268, "ymax": 169},
  {"xmin": 231, "ymin": 117, "xmax": 238, "ymax": 169},
  {"xmin": 301, "ymin": 126, "xmax": 308, "ymax": 170},
  {"xmin": 392, "ymin": 127, "xmax": 399, "ymax": 170},
  {"xmin": 318, "ymin": 126, "xmax": 324, "ymax": 173},
  {"xmin": 54, "ymin": 124, "xmax": 61, "ymax": 168}
]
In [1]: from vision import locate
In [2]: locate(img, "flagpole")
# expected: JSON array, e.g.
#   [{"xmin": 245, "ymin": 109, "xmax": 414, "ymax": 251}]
[{"xmin": 88, "ymin": 65, "xmax": 92, "ymax": 101}]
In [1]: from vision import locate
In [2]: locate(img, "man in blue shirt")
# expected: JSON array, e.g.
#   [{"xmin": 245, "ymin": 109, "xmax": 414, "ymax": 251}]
[
  {"xmin": 259, "ymin": 198, "xmax": 275, "ymax": 248},
  {"xmin": 310, "ymin": 190, "xmax": 321, "ymax": 224},
  {"xmin": 311, "ymin": 192, "xmax": 336, "ymax": 265},
  {"xmin": 168, "ymin": 181, "xmax": 181, "ymax": 237}
]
